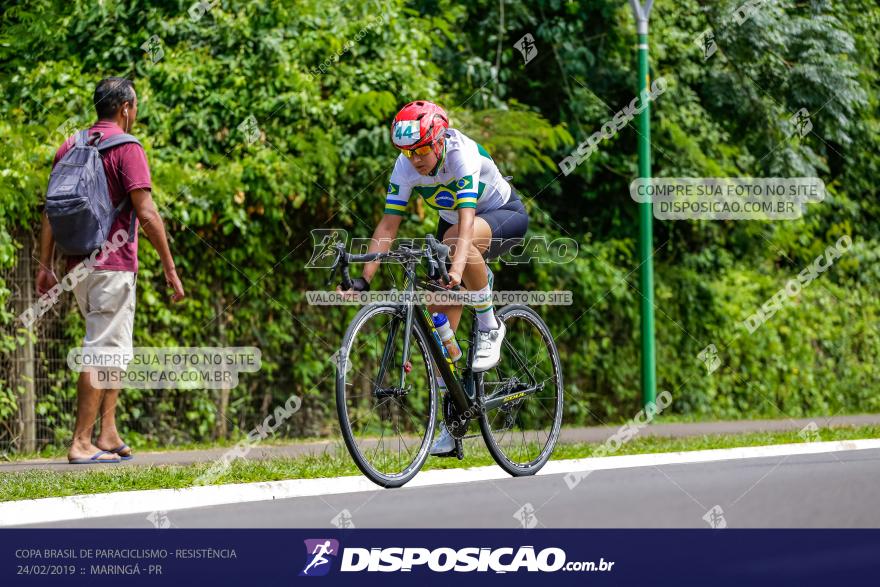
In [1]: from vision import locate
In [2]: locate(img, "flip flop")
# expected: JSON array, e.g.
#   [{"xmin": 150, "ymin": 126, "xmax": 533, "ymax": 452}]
[
  {"xmin": 69, "ymin": 450, "xmax": 121, "ymax": 465},
  {"xmin": 107, "ymin": 443, "xmax": 134, "ymax": 461}
]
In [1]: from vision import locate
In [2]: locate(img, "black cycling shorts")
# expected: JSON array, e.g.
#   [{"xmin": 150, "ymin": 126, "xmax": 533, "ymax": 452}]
[{"xmin": 436, "ymin": 187, "xmax": 529, "ymax": 261}]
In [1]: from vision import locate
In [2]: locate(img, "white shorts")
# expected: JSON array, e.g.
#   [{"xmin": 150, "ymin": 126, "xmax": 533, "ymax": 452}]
[{"xmin": 72, "ymin": 270, "xmax": 136, "ymax": 369}]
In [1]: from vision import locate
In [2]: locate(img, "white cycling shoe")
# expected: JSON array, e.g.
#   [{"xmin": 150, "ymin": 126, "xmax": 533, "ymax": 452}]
[
  {"xmin": 429, "ymin": 421, "xmax": 457, "ymax": 456},
  {"xmin": 472, "ymin": 321, "xmax": 506, "ymax": 372}
]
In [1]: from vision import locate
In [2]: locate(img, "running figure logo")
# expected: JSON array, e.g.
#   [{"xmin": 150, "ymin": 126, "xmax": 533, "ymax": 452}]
[
  {"xmin": 514, "ymin": 33, "xmax": 538, "ymax": 65},
  {"xmin": 306, "ymin": 228, "xmax": 349, "ymax": 268},
  {"xmin": 300, "ymin": 539, "xmax": 340, "ymax": 576}
]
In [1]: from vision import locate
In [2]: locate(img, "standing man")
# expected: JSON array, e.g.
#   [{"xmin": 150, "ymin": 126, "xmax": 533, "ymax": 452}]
[{"xmin": 37, "ymin": 77, "xmax": 185, "ymax": 464}]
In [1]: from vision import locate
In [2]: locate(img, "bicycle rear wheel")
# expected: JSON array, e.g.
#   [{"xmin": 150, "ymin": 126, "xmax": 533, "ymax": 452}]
[
  {"xmin": 478, "ymin": 304, "xmax": 563, "ymax": 476},
  {"xmin": 336, "ymin": 303, "xmax": 437, "ymax": 488}
]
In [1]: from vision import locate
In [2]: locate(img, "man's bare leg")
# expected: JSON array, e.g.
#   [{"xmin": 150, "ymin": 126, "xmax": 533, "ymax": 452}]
[
  {"xmin": 96, "ymin": 387, "xmax": 130, "ymax": 457},
  {"xmin": 68, "ymin": 370, "xmax": 117, "ymax": 462}
]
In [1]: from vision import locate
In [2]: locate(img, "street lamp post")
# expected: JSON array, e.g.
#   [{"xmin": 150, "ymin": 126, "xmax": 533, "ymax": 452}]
[{"xmin": 628, "ymin": 0, "xmax": 657, "ymax": 408}]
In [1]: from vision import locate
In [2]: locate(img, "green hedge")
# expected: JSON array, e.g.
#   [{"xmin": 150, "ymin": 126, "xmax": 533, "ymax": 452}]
[{"xmin": 1, "ymin": 0, "xmax": 878, "ymax": 450}]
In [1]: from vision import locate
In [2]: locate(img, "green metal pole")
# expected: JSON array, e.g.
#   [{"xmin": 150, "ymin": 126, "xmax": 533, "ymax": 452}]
[{"xmin": 630, "ymin": 0, "xmax": 656, "ymax": 408}]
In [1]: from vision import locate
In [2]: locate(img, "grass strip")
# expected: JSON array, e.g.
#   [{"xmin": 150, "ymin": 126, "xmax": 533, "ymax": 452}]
[{"xmin": 1, "ymin": 424, "xmax": 878, "ymax": 502}]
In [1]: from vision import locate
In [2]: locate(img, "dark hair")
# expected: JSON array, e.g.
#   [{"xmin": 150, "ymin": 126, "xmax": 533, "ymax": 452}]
[{"xmin": 93, "ymin": 77, "xmax": 136, "ymax": 119}]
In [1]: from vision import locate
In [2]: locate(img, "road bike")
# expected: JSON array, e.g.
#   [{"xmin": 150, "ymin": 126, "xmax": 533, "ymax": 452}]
[{"xmin": 327, "ymin": 235, "xmax": 563, "ymax": 488}]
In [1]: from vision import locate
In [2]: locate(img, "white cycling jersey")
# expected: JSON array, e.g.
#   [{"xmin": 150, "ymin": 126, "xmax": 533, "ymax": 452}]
[{"xmin": 384, "ymin": 128, "xmax": 511, "ymax": 224}]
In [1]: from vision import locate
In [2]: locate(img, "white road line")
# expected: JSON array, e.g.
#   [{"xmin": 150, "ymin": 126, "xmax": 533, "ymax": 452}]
[{"xmin": 2, "ymin": 438, "xmax": 878, "ymax": 527}]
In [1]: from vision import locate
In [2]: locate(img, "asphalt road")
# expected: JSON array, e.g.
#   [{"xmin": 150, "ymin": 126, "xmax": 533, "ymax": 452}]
[{"xmin": 27, "ymin": 447, "xmax": 880, "ymax": 529}]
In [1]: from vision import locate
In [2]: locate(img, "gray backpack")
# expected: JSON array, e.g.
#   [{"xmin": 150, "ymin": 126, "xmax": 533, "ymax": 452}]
[{"xmin": 46, "ymin": 130, "xmax": 141, "ymax": 255}]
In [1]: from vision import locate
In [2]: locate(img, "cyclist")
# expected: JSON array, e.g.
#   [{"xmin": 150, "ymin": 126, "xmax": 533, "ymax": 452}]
[{"xmin": 339, "ymin": 100, "xmax": 529, "ymax": 455}]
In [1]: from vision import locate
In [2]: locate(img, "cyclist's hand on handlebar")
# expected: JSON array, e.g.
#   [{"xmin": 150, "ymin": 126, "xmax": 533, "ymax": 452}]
[
  {"xmin": 444, "ymin": 271, "xmax": 462, "ymax": 289},
  {"xmin": 336, "ymin": 277, "xmax": 370, "ymax": 299}
]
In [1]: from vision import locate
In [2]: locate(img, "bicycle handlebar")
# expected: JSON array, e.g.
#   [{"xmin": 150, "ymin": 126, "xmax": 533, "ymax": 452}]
[{"xmin": 327, "ymin": 235, "xmax": 458, "ymax": 291}]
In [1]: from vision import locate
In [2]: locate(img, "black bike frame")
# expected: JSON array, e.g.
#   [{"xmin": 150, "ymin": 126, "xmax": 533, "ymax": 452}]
[
  {"xmin": 381, "ymin": 257, "xmax": 474, "ymax": 417},
  {"xmin": 382, "ymin": 257, "xmax": 543, "ymax": 420},
  {"xmin": 334, "ymin": 238, "xmax": 543, "ymax": 419}
]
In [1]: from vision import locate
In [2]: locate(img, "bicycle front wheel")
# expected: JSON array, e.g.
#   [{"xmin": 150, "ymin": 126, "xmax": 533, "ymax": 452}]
[
  {"xmin": 336, "ymin": 303, "xmax": 437, "ymax": 488},
  {"xmin": 478, "ymin": 304, "xmax": 563, "ymax": 476}
]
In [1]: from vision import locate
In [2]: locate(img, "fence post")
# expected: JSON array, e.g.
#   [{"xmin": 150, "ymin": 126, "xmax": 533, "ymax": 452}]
[
  {"xmin": 14, "ymin": 231, "xmax": 38, "ymax": 453},
  {"xmin": 214, "ymin": 294, "xmax": 230, "ymax": 439}
]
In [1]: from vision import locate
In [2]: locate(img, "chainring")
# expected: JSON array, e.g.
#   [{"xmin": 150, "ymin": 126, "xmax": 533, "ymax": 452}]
[{"xmin": 443, "ymin": 392, "xmax": 471, "ymax": 440}]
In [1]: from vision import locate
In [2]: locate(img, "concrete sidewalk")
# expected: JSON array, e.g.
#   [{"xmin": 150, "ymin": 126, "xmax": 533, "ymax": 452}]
[{"xmin": 2, "ymin": 413, "xmax": 878, "ymax": 474}]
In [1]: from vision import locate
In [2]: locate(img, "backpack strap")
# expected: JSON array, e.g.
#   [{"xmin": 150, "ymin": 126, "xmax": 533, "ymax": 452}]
[
  {"xmin": 96, "ymin": 133, "xmax": 142, "ymax": 151},
  {"xmin": 97, "ymin": 133, "xmax": 144, "ymax": 244},
  {"xmin": 107, "ymin": 198, "xmax": 138, "ymax": 244}
]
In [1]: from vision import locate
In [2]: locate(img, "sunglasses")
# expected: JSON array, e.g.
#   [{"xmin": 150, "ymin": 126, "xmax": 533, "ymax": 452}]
[{"xmin": 398, "ymin": 143, "xmax": 434, "ymax": 158}]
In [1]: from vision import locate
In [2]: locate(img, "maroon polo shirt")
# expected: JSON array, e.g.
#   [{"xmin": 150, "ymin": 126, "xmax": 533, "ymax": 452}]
[{"xmin": 52, "ymin": 120, "xmax": 152, "ymax": 273}]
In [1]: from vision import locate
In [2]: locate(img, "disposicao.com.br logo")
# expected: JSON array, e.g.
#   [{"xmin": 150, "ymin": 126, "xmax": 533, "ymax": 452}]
[
  {"xmin": 300, "ymin": 539, "xmax": 340, "ymax": 576},
  {"xmin": 300, "ymin": 540, "xmax": 614, "ymax": 574}
]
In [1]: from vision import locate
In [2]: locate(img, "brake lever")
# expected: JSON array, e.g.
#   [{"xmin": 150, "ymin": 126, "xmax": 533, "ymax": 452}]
[
  {"xmin": 341, "ymin": 264, "xmax": 353, "ymax": 291},
  {"xmin": 426, "ymin": 234, "xmax": 460, "ymax": 291},
  {"xmin": 325, "ymin": 261, "xmax": 338, "ymax": 288},
  {"xmin": 325, "ymin": 242, "xmax": 348, "ymax": 288}
]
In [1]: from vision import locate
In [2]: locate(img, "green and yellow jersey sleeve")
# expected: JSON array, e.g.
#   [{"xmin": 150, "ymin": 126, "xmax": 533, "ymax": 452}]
[
  {"xmin": 384, "ymin": 157, "xmax": 413, "ymax": 216},
  {"xmin": 452, "ymin": 174, "xmax": 478, "ymax": 210}
]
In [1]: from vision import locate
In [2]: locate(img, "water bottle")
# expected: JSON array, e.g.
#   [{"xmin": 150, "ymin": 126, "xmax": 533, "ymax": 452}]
[{"xmin": 432, "ymin": 312, "xmax": 462, "ymax": 362}]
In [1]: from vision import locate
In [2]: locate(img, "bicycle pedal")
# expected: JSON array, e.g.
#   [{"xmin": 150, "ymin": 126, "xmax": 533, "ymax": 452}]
[{"xmin": 455, "ymin": 439, "xmax": 464, "ymax": 460}]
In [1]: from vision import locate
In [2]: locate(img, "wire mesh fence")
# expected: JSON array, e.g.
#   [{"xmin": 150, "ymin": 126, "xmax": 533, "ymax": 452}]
[
  {"xmin": 0, "ymin": 226, "xmax": 323, "ymax": 455},
  {"xmin": 0, "ymin": 226, "xmax": 78, "ymax": 455}
]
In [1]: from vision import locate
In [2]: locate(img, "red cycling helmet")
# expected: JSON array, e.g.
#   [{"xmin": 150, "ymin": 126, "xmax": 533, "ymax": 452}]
[{"xmin": 390, "ymin": 100, "xmax": 449, "ymax": 150}]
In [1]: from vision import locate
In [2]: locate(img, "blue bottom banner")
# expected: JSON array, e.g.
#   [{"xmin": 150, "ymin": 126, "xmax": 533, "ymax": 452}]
[{"xmin": 2, "ymin": 529, "xmax": 878, "ymax": 586}]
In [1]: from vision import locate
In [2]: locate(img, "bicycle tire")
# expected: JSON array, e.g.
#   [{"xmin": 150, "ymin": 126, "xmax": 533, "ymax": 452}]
[
  {"xmin": 478, "ymin": 304, "xmax": 563, "ymax": 476},
  {"xmin": 336, "ymin": 303, "xmax": 438, "ymax": 488}
]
